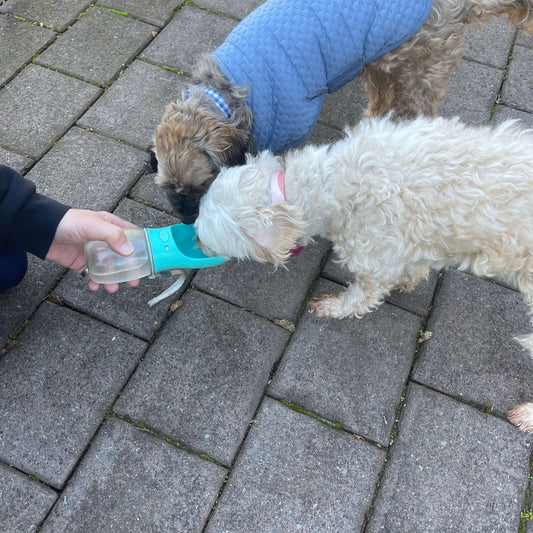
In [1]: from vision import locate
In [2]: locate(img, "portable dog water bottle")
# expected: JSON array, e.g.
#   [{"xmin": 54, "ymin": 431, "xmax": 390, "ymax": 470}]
[{"xmin": 84, "ymin": 224, "xmax": 227, "ymax": 284}]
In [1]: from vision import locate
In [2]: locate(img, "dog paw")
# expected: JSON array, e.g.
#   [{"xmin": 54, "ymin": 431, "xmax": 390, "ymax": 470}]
[
  {"xmin": 309, "ymin": 294, "xmax": 358, "ymax": 319},
  {"xmin": 395, "ymin": 281, "xmax": 416, "ymax": 293},
  {"xmin": 507, "ymin": 402, "xmax": 533, "ymax": 433}
]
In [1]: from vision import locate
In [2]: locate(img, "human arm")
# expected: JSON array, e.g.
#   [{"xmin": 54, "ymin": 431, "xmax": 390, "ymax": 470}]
[{"xmin": 0, "ymin": 164, "xmax": 139, "ymax": 292}]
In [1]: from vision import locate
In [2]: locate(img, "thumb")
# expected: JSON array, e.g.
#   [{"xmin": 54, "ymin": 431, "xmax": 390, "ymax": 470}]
[{"xmin": 104, "ymin": 226, "xmax": 135, "ymax": 256}]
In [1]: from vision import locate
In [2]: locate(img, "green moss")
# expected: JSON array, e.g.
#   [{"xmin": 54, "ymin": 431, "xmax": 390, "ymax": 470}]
[{"xmin": 281, "ymin": 400, "xmax": 342, "ymax": 429}]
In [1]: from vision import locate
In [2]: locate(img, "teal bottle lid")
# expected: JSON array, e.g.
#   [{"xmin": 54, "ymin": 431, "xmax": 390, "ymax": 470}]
[{"xmin": 146, "ymin": 224, "xmax": 228, "ymax": 273}]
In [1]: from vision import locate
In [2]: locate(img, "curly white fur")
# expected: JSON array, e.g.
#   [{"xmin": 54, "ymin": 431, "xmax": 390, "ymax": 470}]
[{"xmin": 195, "ymin": 115, "xmax": 533, "ymax": 433}]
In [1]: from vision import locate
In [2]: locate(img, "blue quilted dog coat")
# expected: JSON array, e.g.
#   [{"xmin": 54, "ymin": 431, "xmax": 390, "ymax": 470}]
[{"xmin": 213, "ymin": 0, "xmax": 433, "ymax": 153}]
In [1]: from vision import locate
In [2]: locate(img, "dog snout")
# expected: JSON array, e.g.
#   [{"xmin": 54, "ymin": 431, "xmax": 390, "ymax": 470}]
[{"xmin": 165, "ymin": 189, "xmax": 200, "ymax": 224}]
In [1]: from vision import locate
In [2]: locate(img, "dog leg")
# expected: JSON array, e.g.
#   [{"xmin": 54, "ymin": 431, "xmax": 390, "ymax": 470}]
[
  {"xmin": 392, "ymin": 268, "xmax": 430, "ymax": 293},
  {"xmin": 507, "ymin": 402, "xmax": 533, "ymax": 433},
  {"xmin": 361, "ymin": 0, "xmax": 465, "ymax": 118},
  {"xmin": 309, "ymin": 275, "xmax": 394, "ymax": 319},
  {"xmin": 508, "ymin": 288, "xmax": 533, "ymax": 433},
  {"xmin": 513, "ymin": 288, "xmax": 533, "ymax": 357}
]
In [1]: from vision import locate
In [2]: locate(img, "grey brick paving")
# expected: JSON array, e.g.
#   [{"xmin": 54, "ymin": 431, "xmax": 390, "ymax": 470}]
[
  {"xmin": 0, "ymin": 256, "xmax": 65, "ymax": 346},
  {"xmin": 96, "ymin": 0, "xmax": 180, "ymax": 27},
  {"xmin": 413, "ymin": 269, "xmax": 533, "ymax": 413},
  {"xmin": 0, "ymin": 462, "xmax": 57, "ymax": 532},
  {"xmin": 528, "ymin": 480, "xmax": 533, "ymax": 533},
  {"xmin": 42, "ymin": 417, "xmax": 227, "ymax": 532},
  {"xmin": 493, "ymin": 103, "xmax": 533, "ymax": 126},
  {"xmin": 78, "ymin": 59, "xmax": 186, "ymax": 149},
  {"xmin": 129, "ymin": 170, "xmax": 175, "ymax": 214},
  {"xmin": 36, "ymin": 6, "xmax": 157, "ymax": 85},
  {"xmin": 270, "ymin": 279, "xmax": 422, "ymax": 446},
  {"xmin": 0, "ymin": 147, "xmax": 33, "ymax": 173},
  {"xmin": 140, "ymin": 5, "xmax": 237, "ymax": 73},
  {"xmin": 0, "ymin": 16, "xmax": 56, "ymax": 87},
  {"xmin": 193, "ymin": 239, "xmax": 328, "ymax": 321},
  {"xmin": 0, "ymin": 302, "xmax": 147, "ymax": 488},
  {"xmin": 207, "ymin": 397, "xmax": 385, "ymax": 532},
  {"xmin": 114, "ymin": 290, "xmax": 291, "ymax": 466},
  {"xmin": 439, "ymin": 58, "xmax": 505, "ymax": 125},
  {"xmin": 0, "ymin": 0, "xmax": 93, "ymax": 32},
  {"xmin": 0, "ymin": 3, "xmax": 532, "ymax": 532},
  {"xmin": 462, "ymin": 17, "xmax": 513, "ymax": 68},
  {"xmin": 26, "ymin": 126, "xmax": 146, "ymax": 209},
  {"xmin": 366, "ymin": 384, "xmax": 532, "ymax": 533},
  {"xmin": 502, "ymin": 44, "xmax": 533, "ymax": 112},
  {"xmin": 0, "ymin": 64, "xmax": 101, "ymax": 158},
  {"xmin": 196, "ymin": 0, "xmax": 265, "ymax": 20}
]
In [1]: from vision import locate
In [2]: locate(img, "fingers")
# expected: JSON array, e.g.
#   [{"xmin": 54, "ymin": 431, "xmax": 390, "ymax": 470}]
[{"xmin": 86, "ymin": 277, "xmax": 120, "ymax": 293}]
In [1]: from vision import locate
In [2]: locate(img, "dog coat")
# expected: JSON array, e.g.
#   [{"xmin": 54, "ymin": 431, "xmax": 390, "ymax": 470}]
[{"xmin": 213, "ymin": 0, "xmax": 433, "ymax": 154}]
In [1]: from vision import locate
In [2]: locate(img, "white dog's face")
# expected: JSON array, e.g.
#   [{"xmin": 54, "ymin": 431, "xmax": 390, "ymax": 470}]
[{"xmin": 194, "ymin": 152, "xmax": 309, "ymax": 266}]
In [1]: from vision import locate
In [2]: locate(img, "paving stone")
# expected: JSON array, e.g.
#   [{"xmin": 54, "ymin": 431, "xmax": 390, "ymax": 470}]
[
  {"xmin": 366, "ymin": 383, "xmax": 532, "ymax": 533},
  {"xmin": 195, "ymin": 0, "xmax": 265, "ymax": 20},
  {"xmin": 54, "ymin": 198, "xmax": 188, "ymax": 341},
  {"xmin": 303, "ymin": 123, "xmax": 344, "ymax": 147},
  {"xmin": 96, "ymin": 0, "xmax": 179, "ymax": 27},
  {"xmin": 114, "ymin": 290, "xmax": 290, "ymax": 466},
  {"xmin": 526, "ymin": 480, "xmax": 533, "ymax": 533},
  {"xmin": 0, "ymin": 462, "xmax": 57, "ymax": 533},
  {"xmin": 318, "ymin": 77, "xmax": 368, "ymax": 130},
  {"xmin": 78, "ymin": 60, "xmax": 186, "ymax": 149},
  {"xmin": 193, "ymin": 239, "xmax": 329, "ymax": 322},
  {"xmin": 42, "ymin": 417, "xmax": 226, "ymax": 533},
  {"xmin": 207, "ymin": 397, "xmax": 385, "ymax": 532},
  {"xmin": 0, "ymin": 257, "xmax": 65, "ymax": 346},
  {"xmin": 0, "ymin": 0, "xmax": 92, "ymax": 32},
  {"xmin": 413, "ymin": 269, "xmax": 533, "ymax": 415},
  {"xmin": 439, "ymin": 59, "xmax": 503, "ymax": 125},
  {"xmin": 501, "ymin": 44, "xmax": 533, "ymax": 112},
  {"xmin": 270, "ymin": 278, "xmax": 421, "ymax": 445},
  {"xmin": 26, "ymin": 127, "xmax": 146, "ymax": 210},
  {"xmin": 140, "ymin": 5, "xmax": 237, "ymax": 74},
  {"xmin": 0, "ymin": 147, "xmax": 33, "ymax": 172},
  {"xmin": 492, "ymin": 104, "xmax": 533, "ymax": 126},
  {"xmin": 0, "ymin": 301, "xmax": 147, "ymax": 488},
  {"xmin": 0, "ymin": 64, "xmax": 100, "ymax": 159},
  {"xmin": 129, "ymin": 171, "xmax": 174, "ymax": 214},
  {"xmin": 322, "ymin": 252, "xmax": 440, "ymax": 317},
  {"xmin": 36, "ymin": 7, "xmax": 156, "ymax": 85},
  {"xmin": 463, "ymin": 17, "xmax": 513, "ymax": 68},
  {"xmin": 0, "ymin": 15, "xmax": 56, "ymax": 87}
]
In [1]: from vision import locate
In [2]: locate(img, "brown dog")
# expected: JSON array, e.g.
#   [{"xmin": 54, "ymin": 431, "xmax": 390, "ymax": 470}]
[{"xmin": 152, "ymin": 0, "xmax": 533, "ymax": 223}]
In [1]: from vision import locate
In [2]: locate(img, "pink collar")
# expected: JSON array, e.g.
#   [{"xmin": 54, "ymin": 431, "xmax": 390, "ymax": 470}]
[
  {"xmin": 270, "ymin": 171, "xmax": 286, "ymax": 203},
  {"xmin": 269, "ymin": 171, "xmax": 304, "ymax": 257}
]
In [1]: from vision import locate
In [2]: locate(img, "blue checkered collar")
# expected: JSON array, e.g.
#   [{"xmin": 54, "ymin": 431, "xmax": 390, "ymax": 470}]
[{"xmin": 186, "ymin": 85, "xmax": 232, "ymax": 120}]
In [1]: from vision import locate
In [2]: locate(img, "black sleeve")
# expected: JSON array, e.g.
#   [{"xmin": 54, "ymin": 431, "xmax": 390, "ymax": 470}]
[{"xmin": 0, "ymin": 164, "xmax": 70, "ymax": 259}]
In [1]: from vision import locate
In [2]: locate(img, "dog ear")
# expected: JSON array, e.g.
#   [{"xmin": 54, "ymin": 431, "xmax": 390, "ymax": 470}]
[
  {"xmin": 240, "ymin": 203, "xmax": 308, "ymax": 267},
  {"xmin": 203, "ymin": 120, "xmax": 253, "ymax": 169}
]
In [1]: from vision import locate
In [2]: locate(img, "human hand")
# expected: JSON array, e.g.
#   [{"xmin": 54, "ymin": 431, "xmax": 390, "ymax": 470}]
[{"xmin": 45, "ymin": 209, "xmax": 140, "ymax": 293}]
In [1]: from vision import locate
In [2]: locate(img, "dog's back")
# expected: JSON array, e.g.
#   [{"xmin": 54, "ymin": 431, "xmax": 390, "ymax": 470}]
[{"xmin": 324, "ymin": 116, "xmax": 533, "ymax": 286}]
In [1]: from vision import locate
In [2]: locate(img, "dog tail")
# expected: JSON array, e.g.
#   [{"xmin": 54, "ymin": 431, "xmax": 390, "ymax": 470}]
[
  {"xmin": 507, "ymin": 402, "xmax": 533, "ymax": 433},
  {"xmin": 467, "ymin": 0, "xmax": 533, "ymax": 32}
]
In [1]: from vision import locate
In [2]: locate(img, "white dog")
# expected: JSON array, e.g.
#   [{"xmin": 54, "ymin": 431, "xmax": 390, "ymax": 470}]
[{"xmin": 195, "ymin": 115, "xmax": 533, "ymax": 433}]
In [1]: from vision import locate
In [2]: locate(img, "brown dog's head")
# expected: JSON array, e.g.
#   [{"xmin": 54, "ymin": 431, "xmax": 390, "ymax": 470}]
[{"xmin": 152, "ymin": 100, "xmax": 254, "ymax": 224}]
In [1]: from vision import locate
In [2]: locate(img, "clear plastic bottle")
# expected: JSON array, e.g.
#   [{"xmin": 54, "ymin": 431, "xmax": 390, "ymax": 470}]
[
  {"xmin": 84, "ymin": 224, "xmax": 227, "ymax": 285},
  {"xmin": 85, "ymin": 228, "xmax": 153, "ymax": 284}
]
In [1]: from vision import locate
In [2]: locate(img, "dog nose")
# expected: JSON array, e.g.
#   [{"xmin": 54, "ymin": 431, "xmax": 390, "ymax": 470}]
[{"xmin": 181, "ymin": 214, "xmax": 197, "ymax": 225}]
